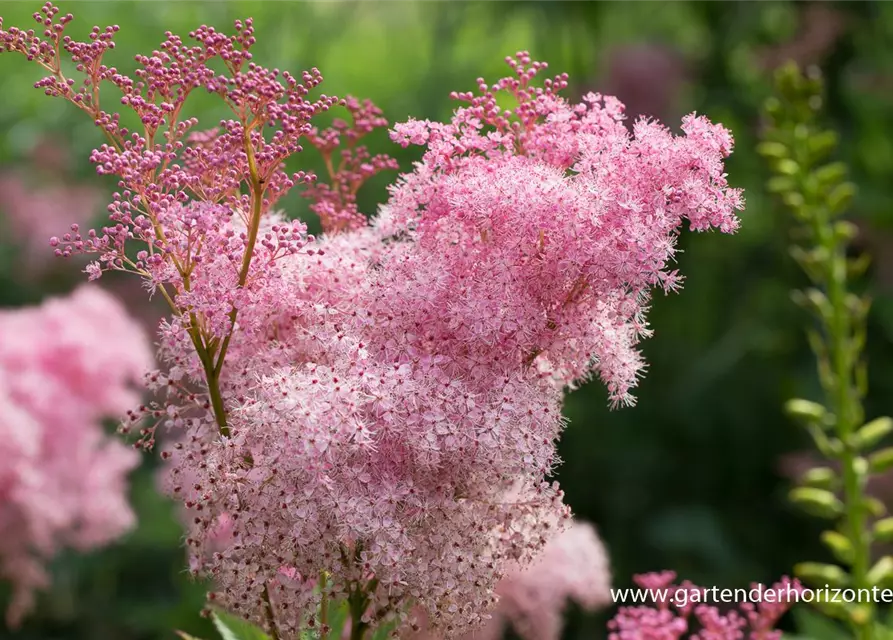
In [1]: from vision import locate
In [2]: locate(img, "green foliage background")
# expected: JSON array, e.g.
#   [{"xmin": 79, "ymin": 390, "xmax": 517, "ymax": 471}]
[{"xmin": 1, "ymin": 2, "xmax": 892, "ymax": 639}]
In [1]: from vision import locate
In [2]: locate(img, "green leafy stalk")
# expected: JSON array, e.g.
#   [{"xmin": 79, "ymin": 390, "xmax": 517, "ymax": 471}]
[
  {"xmin": 761, "ymin": 62, "xmax": 891, "ymax": 638},
  {"xmin": 347, "ymin": 578, "xmax": 379, "ymax": 640}
]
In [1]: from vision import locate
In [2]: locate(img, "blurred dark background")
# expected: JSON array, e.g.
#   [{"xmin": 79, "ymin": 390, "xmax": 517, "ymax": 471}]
[{"xmin": 1, "ymin": 1, "xmax": 892, "ymax": 638}]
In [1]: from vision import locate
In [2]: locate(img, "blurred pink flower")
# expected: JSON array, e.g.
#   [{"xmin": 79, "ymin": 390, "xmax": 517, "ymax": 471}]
[
  {"xmin": 0, "ymin": 171, "xmax": 101, "ymax": 276},
  {"xmin": 478, "ymin": 521, "xmax": 612, "ymax": 640},
  {"xmin": 0, "ymin": 285, "xmax": 153, "ymax": 625},
  {"xmin": 413, "ymin": 522, "xmax": 612, "ymax": 640}
]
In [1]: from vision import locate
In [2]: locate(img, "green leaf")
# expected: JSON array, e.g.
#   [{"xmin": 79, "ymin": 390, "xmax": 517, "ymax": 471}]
[
  {"xmin": 212, "ymin": 611, "xmax": 271, "ymax": 640},
  {"xmin": 325, "ymin": 600, "xmax": 350, "ymax": 640},
  {"xmin": 776, "ymin": 158, "xmax": 800, "ymax": 176},
  {"xmin": 813, "ymin": 162, "xmax": 848, "ymax": 189},
  {"xmin": 852, "ymin": 417, "xmax": 893, "ymax": 451},
  {"xmin": 827, "ymin": 182, "xmax": 857, "ymax": 215},
  {"xmin": 782, "ymin": 191, "xmax": 806, "ymax": 210},
  {"xmin": 807, "ymin": 130, "xmax": 839, "ymax": 161},
  {"xmin": 874, "ymin": 517, "xmax": 893, "ymax": 542},
  {"xmin": 177, "ymin": 633, "xmax": 206, "ymax": 640},
  {"xmin": 868, "ymin": 556, "xmax": 893, "ymax": 586},
  {"xmin": 848, "ymin": 254, "xmax": 872, "ymax": 279},
  {"xmin": 801, "ymin": 467, "xmax": 837, "ymax": 490},
  {"xmin": 870, "ymin": 448, "xmax": 893, "ymax": 474},
  {"xmin": 794, "ymin": 561, "xmax": 849, "ymax": 587},
  {"xmin": 785, "ymin": 399, "xmax": 828, "ymax": 425},
  {"xmin": 757, "ymin": 141, "xmax": 789, "ymax": 159},
  {"xmin": 768, "ymin": 176, "xmax": 796, "ymax": 194},
  {"xmin": 789, "ymin": 487, "xmax": 844, "ymax": 519},
  {"xmin": 763, "ymin": 96, "xmax": 783, "ymax": 118},
  {"xmin": 371, "ymin": 620, "xmax": 398, "ymax": 640},
  {"xmin": 820, "ymin": 530, "xmax": 854, "ymax": 564},
  {"xmin": 864, "ymin": 496, "xmax": 887, "ymax": 518},
  {"xmin": 833, "ymin": 220, "xmax": 858, "ymax": 242},
  {"xmin": 805, "ymin": 424, "xmax": 843, "ymax": 459}
]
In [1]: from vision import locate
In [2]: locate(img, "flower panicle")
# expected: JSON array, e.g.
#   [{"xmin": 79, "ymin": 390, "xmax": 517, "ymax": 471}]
[{"xmin": 2, "ymin": 9, "xmax": 744, "ymax": 638}]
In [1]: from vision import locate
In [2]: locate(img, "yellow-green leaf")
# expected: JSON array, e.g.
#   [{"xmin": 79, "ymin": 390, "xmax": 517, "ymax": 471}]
[
  {"xmin": 789, "ymin": 487, "xmax": 843, "ymax": 518},
  {"xmin": 869, "ymin": 448, "xmax": 893, "ymax": 474},
  {"xmin": 795, "ymin": 561, "xmax": 849, "ymax": 588},
  {"xmin": 853, "ymin": 417, "xmax": 893, "ymax": 451},
  {"xmin": 820, "ymin": 530, "xmax": 854, "ymax": 564}
]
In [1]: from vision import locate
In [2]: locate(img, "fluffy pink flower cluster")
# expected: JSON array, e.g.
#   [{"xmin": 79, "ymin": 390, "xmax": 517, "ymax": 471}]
[
  {"xmin": 388, "ymin": 59, "xmax": 742, "ymax": 406},
  {"xmin": 608, "ymin": 573, "xmax": 802, "ymax": 640},
  {"xmin": 159, "ymin": 55, "xmax": 740, "ymax": 633},
  {"xmin": 162, "ymin": 239, "xmax": 573, "ymax": 636},
  {"xmin": 0, "ymin": 286, "xmax": 152, "ymax": 626},
  {"xmin": 2, "ymin": 7, "xmax": 743, "ymax": 637}
]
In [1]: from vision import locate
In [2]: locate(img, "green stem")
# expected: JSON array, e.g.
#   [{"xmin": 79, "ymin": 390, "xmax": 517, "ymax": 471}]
[
  {"xmin": 319, "ymin": 570, "xmax": 329, "ymax": 631},
  {"xmin": 212, "ymin": 124, "xmax": 265, "ymax": 380},
  {"xmin": 347, "ymin": 578, "xmax": 379, "ymax": 640},
  {"xmin": 205, "ymin": 368, "xmax": 230, "ymax": 437},
  {"xmin": 772, "ymin": 81, "xmax": 875, "ymax": 633},
  {"xmin": 348, "ymin": 589, "xmax": 368, "ymax": 640},
  {"xmin": 818, "ymin": 219, "xmax": 872, "ymax": 638},
  {"xmin": 262, "ymin": 585, "xmax": 281, "ymax": 640}
]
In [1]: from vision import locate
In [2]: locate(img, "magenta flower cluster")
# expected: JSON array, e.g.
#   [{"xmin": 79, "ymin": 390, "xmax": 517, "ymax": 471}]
[
  {"xmin": 0, "ymin": 286, "xmax": 152, "ymax": 626},
  {"xmin": 608, "ymin": 572, "xmax": 803, "ymax": 640},
  {"xmin": 1, "ymin": 6, "xmax": 743, "ymax": 637}
]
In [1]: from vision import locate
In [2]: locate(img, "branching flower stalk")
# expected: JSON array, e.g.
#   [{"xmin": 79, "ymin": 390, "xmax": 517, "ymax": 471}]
[
  {"xmin": 0, "ymin": 4, "xmax": 330, "ymax": 438},
  {"xmin": 760, "ymin": 63, "xmax": 893, "ymax": 639}
]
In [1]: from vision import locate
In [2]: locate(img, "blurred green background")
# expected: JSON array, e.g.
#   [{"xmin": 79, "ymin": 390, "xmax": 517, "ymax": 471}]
[{"xmin": 1, "ymin": 1, "xmax": 892, "ymax": 638}]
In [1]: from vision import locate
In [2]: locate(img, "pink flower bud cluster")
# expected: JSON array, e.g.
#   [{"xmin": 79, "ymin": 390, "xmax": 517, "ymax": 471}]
[
  {"xmin": 162, "ymin": 323, "xmax": 571, "ymax": 636},
  {"xmin": 608, "ymin": 572, "xmax": 803, "ymax": 640},
  {"xmin": 2, "ymin": 9, "xmax": 743, "ymax": 637},
  {"xmin": 0, "ymin": 286, "xmax": 153, "ymax": 626},
  {"xmin": 304, "ymin": 96, "xmax": 400, "ymax": 233},
  {"xmin": 3, "ymin": 2, "xmax": 332, "ymax": 292}
]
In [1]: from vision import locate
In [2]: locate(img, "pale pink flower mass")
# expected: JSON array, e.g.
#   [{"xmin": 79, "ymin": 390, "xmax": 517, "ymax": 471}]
[
  {"xmin": 0, "ymin": 286, "xmax": 153, "ymax": 626},
  {"xmin": 1, "ymin": 7, "xmax": 743, "ymax": 638},
  {"xmin": 409, "ymin": 521, "xmax": 611, "ymax": 640},
  {"xmin": 469, "ymin": 521, "xmax": 612, "ymax": 640}
]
